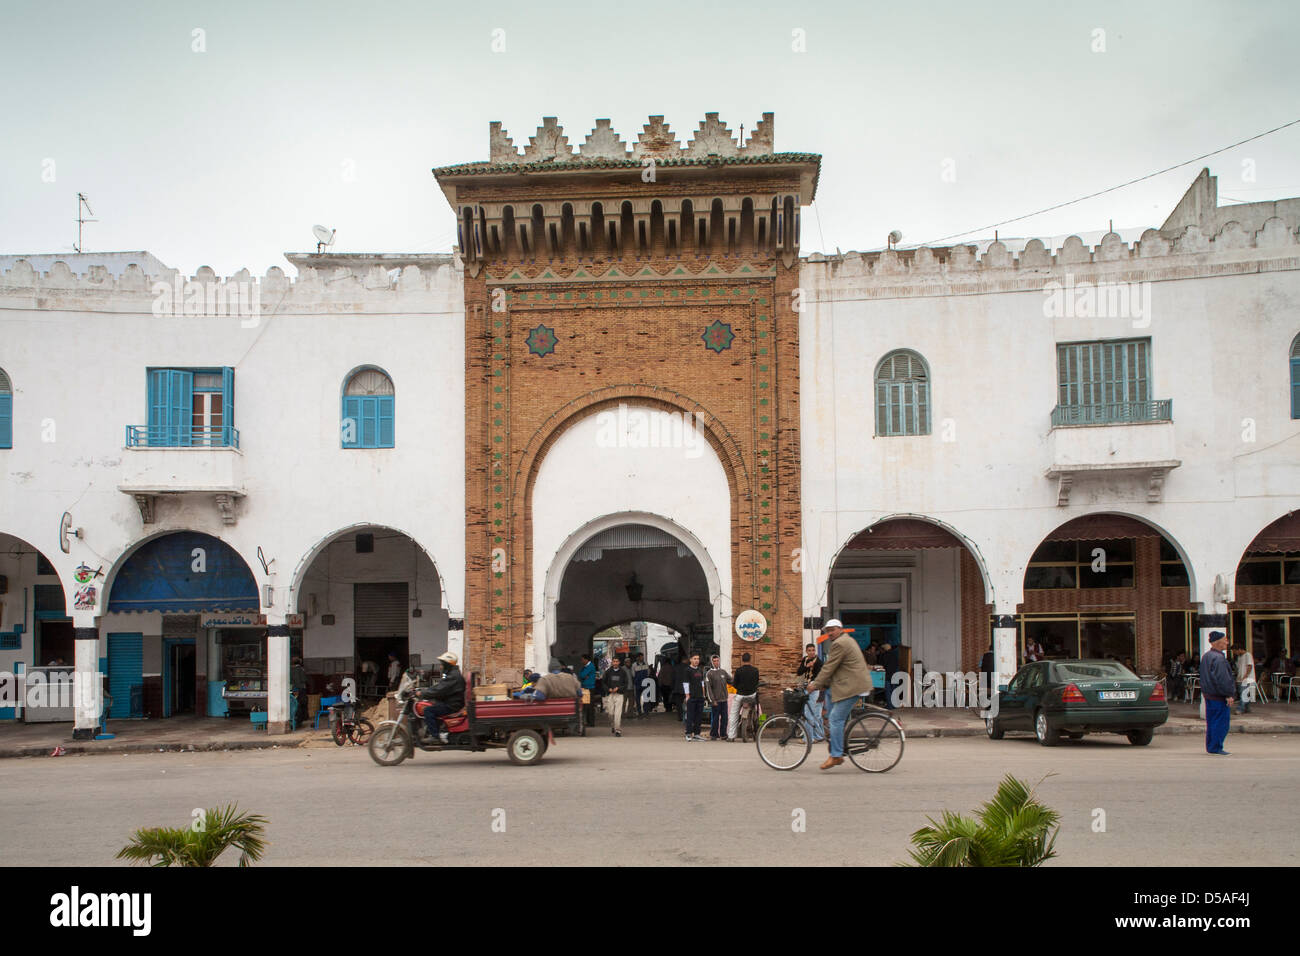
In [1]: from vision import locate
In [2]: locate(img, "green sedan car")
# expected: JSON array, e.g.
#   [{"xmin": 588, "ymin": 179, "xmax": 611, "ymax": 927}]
[{"xmin": 986, "ymin": 659, "xmax": 1169, "ymax": 746}]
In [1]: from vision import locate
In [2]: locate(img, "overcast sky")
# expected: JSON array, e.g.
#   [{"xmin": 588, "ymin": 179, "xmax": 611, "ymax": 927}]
[{"xmin": 3, "ymin": 0, "xmax": 1299, "ymax": 275}]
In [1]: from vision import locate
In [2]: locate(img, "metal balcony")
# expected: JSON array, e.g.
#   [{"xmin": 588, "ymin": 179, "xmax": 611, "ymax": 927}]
[{"xmin": 125, "ymin": 425, "xmax": 240, "ymax": 449}]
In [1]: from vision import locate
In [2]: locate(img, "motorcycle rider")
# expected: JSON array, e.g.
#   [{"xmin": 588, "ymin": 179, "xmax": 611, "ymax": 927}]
[{"xmin": 419, "ymin": 651, "xmax": 466, "ymax": 743}]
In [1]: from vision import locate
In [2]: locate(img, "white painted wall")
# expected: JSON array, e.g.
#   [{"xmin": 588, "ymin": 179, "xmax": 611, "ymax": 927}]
[
  {"xmin": 0, "ymin": 260, "xmax": 466, "ymax": 671},
  {"xmin": 800, "ymin": 235, "xmax": 1300, "ymax": 619}
]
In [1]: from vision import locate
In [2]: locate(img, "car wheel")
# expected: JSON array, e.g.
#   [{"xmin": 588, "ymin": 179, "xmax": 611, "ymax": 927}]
[
  {"xmin": 1034, "ymin": 710, "xmax": 1059, "ymax": 747},
  {"xmin": 985, "ymin": 716, "xmax": 1004, "ymax": 740},
  {"xmin": 1126, "ymin": 728, "xmax": 1153, "ymax": 746}
]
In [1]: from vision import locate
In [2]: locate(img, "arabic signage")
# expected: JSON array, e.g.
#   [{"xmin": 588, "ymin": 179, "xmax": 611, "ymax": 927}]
[
  {"xmin": 200, "ymin": 613, "xmax": 267, "ymax": 628},
  {"xmin": 734, "ymin": 609, "xmax": 767, "ymax": 642}
]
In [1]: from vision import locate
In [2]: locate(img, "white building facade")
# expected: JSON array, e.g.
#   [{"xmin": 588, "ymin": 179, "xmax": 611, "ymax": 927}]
[{"xmin": 2, "ymin": 142, "xmax": 1298, "ymax": 735}]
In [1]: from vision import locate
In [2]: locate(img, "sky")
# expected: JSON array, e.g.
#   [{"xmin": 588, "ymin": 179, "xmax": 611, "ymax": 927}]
[{"xmin": 2, "ymin": 0, "xmax": 1299, "ymax": 276}]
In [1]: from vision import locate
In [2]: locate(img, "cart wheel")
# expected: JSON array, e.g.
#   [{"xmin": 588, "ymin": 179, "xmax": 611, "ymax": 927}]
[{"xmin": 507, "ymin": 729, "xmax": 544, "ymax": 765}]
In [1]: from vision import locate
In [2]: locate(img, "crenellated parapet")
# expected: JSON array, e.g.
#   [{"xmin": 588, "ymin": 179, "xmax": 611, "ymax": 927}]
[
  {"xmin": 804, "ymin": 217, "xmax": 1300, "ymax": 297},
  {"xmin": 0, "ymin": 256, "xmax": 465, "ymax": 313},
  {"xmin": 486, "ymin": 112, "xmax": 777, "ymax": 164}
]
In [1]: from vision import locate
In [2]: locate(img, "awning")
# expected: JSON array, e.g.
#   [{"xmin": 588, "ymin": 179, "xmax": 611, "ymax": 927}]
[
  {"xmin": 1042, "ymin": 514, "xmax": 1161, "ymax": 541},
  {"xmin": 843, "ymin": 519, "xmax": 965, "ymax": 551},
  {"xmin": 107, "ymin": 531, "xmax": 259, "ymax": 613},
  {"xmin": 1243, "ymin": 512, "xmax": 1300, "ymax": 554}
]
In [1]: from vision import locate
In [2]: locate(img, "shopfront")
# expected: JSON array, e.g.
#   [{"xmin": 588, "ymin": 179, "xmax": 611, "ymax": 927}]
[{"xmin": 203, "ymin": 613, "xmax": 303, "ymax": 716}]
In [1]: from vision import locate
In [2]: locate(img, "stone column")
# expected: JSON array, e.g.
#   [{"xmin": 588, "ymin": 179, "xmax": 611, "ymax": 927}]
[
  {"xmin": 992, "ymin": 611, "xmax": 1019, "ymax": 694},
  {"xmin": 266, "ymin": 616, "xmax": 291, "ymax": 735},
  {"xmin": 71, "ymin": 613, "xmax": 101, "ymax": 740}
]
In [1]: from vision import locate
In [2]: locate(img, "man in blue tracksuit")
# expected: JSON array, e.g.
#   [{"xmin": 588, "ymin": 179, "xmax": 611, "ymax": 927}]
[{"xmin": 1198, "ymin": 630, "xmax": 1236, "ymax": 756}]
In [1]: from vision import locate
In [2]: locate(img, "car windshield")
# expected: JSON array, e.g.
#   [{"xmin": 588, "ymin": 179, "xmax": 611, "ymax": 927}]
[{"xmin": 1052, "ymin": 661, "xmax": 1137, "ymax": 681}]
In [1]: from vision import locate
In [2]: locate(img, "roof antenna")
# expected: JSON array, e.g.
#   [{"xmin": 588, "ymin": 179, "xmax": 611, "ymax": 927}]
[
  {"xmin": 739, "ymin": 124, "xmax": 745, "ymax": 149},
  {"xmin": 74, "ymin": 193, "xmax": 97, "ymax": 253}
]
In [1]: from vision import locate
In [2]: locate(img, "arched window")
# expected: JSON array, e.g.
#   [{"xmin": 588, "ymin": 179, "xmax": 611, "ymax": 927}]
[
  {"xmin": 342, "ymin": 367, "xmax": 395, "ymax": 448},
  {"xmin": 0, "ymin": 368, "xmax": 11, "ymax": 449},
  {"xmin": 1291, "ymin": 333, "xmax": 1300, "ymax": 419},
  {"xmin": 875, "ymin": 350, "xmax": 930, "ymax": 436}
]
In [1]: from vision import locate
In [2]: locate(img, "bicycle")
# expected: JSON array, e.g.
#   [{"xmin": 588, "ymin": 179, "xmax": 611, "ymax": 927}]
[
  {"xmin": 755, "ymin": 687, "xmax": 904, "ymax": 772},
  {"xmin": 330, "ymin": 699, "xmax": 375, "ymax": 747}
]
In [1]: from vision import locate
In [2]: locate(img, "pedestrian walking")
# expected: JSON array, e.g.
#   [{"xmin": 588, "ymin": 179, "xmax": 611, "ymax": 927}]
[
  {"xmin": 578, "ymin": 653, "xmax": 598, "ymax": 727},
  {"xmin": 386, "ymin": 652, "xmax": 403, "ymax": 690},
  {"xmin": 807, "ymin": 619, "xmax": 873, "ymax": 770},
  {"xmin": 657, "ymin": 655, "xmax": 675, "ymax": 713},
  {"xmin": 704, "ymin": 654, "xmax": 732, "ymax": 740},
  {"xmin": 632, "ymin": 653, "xmax": 652, "ymax": 717},
  {"xmin": 603, "ymin": 655, "xmax": 633, "ymax": 736},
  {"xmin": 680, "ymin": 653, "xmax": 706, "ymax": 740},
  {"xmin": 1234, "ymin": 646, "xmax": 1258, "ymax": 715},
  {"xmin": 1198, "ymin": 631, "xmax": 1235, "ymax": 755},
  {"xmin": 727, "ymin": 652, "xmax": 760, "ymax": 740},
  {"xmin": 796, "ymin": 643, "xmax": 826, "ymax": 742}
]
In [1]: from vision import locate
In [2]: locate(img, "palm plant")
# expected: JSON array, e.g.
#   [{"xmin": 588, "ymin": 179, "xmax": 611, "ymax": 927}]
[
  {"xmin": 116, "ymin": 804, "xmax": 268, "ymax": 867},
  {"xmin": 903, "ymin": 774, "xmax": 1059, "ymax": 867}
]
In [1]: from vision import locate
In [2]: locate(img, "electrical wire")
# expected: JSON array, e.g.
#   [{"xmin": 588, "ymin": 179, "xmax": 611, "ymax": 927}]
[{"xmin": 909, "ymin": 117, "xmax": 1300, "ymax": 247}]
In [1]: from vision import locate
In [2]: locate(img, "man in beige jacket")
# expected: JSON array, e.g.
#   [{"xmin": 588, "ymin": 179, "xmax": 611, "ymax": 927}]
[{"xmin": 807, "ymin": 619, "xmax": 874, "ymax": 770}]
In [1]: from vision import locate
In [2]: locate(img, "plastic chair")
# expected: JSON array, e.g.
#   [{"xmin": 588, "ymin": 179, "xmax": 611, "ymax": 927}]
[{"xmin": 314, "ymin": 695, "xmax": 341, "ymax": 729}]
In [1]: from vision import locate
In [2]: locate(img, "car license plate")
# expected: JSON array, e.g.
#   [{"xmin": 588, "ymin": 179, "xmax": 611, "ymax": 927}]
[{"xmin": 1099, "ymin": 690, "xmax": 1136, "ymax": 700}]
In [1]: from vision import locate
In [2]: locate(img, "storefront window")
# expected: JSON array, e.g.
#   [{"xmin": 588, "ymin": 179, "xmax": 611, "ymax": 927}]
[
  {"xmin": 1161, "ymin": 610, "xmax": 1192, "ymax": 662},
  {"xmin": 1025, "ymin": 539, "xmax": 1135, "ymax": 590},
  {"xmin": 1025, "ymin": 619, "xmax": 1077, "ymax": 658},
  {"xmin": 1159, "ymin": 538, "xmax": 1190, "ymax": 588},
  {"xmin": 1080, "ymin": 619, "xmax": 1136, "ymax": 662}
]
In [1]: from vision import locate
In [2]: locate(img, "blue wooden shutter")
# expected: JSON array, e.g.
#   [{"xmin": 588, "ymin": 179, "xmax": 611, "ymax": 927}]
[
  {"xmin": 1290, "ymin": 356, "xmax": 1300, "ymax": 419},
  {"xmin": 0, "ymin": 391, "xmax": 11, "ymax": 449},
  {"xmin": 221, "ymin": 367, "xmax": 235, "ymax": 446},
  {"xmin": 108, "ymin": 633, "xmax": 144, "ymax": 719},
  {"xmin": 342, "ymin": 395, "xmax": 362, "ymax": 448},
  {"xmin": 148, "ymin": 370, "xmax": 193, "ymax": 446},
  {"xmin": 359, "ymin": 396, "xmax": 378, "ymax": 447},
  {"xmin": 377, "ymin": 394, "xmax": 394, "ymax": 447}
]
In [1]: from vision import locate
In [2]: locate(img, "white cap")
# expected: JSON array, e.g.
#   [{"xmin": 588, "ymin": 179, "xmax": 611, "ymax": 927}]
[{"xmin": 821, "ymin": 619, "xmax": 843, "ymax": 631}]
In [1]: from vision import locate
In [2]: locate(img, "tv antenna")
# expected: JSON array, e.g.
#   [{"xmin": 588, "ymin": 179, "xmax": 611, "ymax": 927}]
[
  {"xmin": 312, "ymin": 225, "xmax": 336, "ymax": 253},
  {"xmin": 74, "ymin": 193, "xmax": 97, "ymax": 253}
]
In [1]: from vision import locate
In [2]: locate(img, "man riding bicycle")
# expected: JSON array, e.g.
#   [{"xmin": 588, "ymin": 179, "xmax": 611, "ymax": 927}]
[{"xmin": 727, "ymin": 652, "xmax": 760, "ymax": 741}]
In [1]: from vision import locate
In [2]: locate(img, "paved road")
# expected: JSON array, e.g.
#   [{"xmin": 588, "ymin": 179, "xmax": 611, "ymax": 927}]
[{"xmin": 2, "ymin": 733, "xmax": 1296, "ymax": 866}]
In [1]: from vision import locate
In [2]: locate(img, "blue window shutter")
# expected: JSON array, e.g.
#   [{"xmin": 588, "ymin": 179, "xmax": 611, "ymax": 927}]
[
  {"xmin": 377, "ymin": 395, "xmax": 395, "ymax": 447},
  {"xmin": 221, "ymin": 367, "xmax": 235, "ymax": 445},
  {"xmin": 170, "ymin": 370, "xmax": 193, "ymax": 446},
  {"xmin": 342, "ymin": 395, "xmax": 361, "ymax": 448},
  {"xmin": 1291, "ymin": 357, "xmax": 1300, "ymax": 419},
  {"xmin": 0, "ymin": 390, "xmax": 11, "ymax": 450},
  {"xmin": 360, "ymin": 396, "xmax": 378, "ymax": 447},
  {"xmin": 147, "ymin": 370, "xmax": 167, "ymax": 443}
]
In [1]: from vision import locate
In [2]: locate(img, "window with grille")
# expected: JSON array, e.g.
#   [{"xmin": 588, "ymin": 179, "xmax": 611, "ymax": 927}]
[
  {"xmin": 874, "ymin": 350, "xmax": 930, "ymax": 436},
  {"xmin": 1054, "ymin": 338, "xmax": 1169, "ymax": 425},
  {"xmin": 342, "ymin": 367, "xmax": 395, "ymax": 448}
]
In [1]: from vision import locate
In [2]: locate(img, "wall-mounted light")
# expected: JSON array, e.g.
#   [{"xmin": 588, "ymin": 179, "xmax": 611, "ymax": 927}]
[
  {"xmin": 625, "ymin": 573, "xmax": 643, "ymax": 603},
  {"xmin": 263, "ymin": 584, "xmax": 274, "ymax": 607}
]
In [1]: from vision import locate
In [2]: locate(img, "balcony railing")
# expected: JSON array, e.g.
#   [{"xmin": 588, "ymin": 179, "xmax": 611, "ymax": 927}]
[
  {"xmin": 125, "ymin": 425, "xmax": 240, "ymax": 449},
  {"xmin": 1051, "ymin": 400, "xmax": 1172, "ymax": 427}
]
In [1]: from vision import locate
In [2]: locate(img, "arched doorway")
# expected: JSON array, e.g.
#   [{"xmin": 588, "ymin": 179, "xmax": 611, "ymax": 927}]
[
  {"xmin": 541, "ymin": 515, "xmax": 724, "ymax": 674},
  {"xmin": 1017, "ymin": 513, "xmax": 1193, "ymax": 673},
  {"xmin": 289, "ymin": 524, "xmax": 447, "ymax": 701},
  {"xmin": 824, "ymin": 516, "xmax": 993, "ymax": 679},
  {"xmin": 0, "ymin": 533, "xmax": 71, "ymax": 721},
  {"xmin": 1229, "ymin": 512, "xmax": 1300, "ymax": 680},
  {"xmin": 102, "ymin": 531, "xmax": 260, "ymax": 719}
]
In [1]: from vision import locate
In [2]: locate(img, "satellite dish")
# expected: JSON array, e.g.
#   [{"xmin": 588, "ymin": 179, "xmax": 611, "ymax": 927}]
[
  {"xmin": 312, "ymin": 225, "xmax": 336, "ymax": 252},
  {"xmin": 888, "ymin": 230, "xmax": 903, "ymax": 248}
]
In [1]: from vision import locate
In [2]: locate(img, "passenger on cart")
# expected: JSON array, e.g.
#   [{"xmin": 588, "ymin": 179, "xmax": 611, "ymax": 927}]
[{"xmin": 513, "ymin": 659, "xmax": 581, "ymax": 700}]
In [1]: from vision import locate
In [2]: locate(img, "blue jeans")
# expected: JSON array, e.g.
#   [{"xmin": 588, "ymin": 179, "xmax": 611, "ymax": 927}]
[
  {"xmin": 804, "ymin": 689, "xmax": 826, "ymax": 741},
  {"xmin": 423, "ymin": 701, "xmax": 455, "ymax": 737},
  {"xmin": 1205, "ymin": 697, "xmax": 1230, "ymax": 753},
  {"xmin": 709, "ymin": 699, "xmax": 728, "ymax": 737},
  {"xmin": 827, "ymin": 696, "xmax": 858, "ymax": 758}
]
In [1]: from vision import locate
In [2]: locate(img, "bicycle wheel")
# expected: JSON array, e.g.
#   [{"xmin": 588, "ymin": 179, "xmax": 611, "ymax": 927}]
[
  {"xmin": 349, "ymin": 717, "xmax": 375, "ymax": 746},
  {"xmin": 845, "ymin": 713, "xmax": 904, "ymax": 773},
  {"xmin": 755, "ymin": 715, "xmax": 811, "ymax": 770}
]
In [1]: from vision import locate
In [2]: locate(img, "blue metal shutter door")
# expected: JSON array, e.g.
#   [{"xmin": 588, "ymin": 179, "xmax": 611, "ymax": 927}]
[{"xmin": 108, "ymin": 633, "xmax": 144, "ymax": 718}]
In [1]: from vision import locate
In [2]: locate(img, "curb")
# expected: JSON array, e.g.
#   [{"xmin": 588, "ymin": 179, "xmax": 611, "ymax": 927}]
[
  {"xmin": 0, "ymin": 738, "xmax": 309, "ymax": 759},
  {"xmin": 908, "ymin": 722, "xmax": 1300, "ymax": 738}
]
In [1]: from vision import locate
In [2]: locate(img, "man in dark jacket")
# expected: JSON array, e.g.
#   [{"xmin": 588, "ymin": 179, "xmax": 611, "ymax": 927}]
[
  {"xmin": 728, "ymin": 653, "xmax": 760, "ymax": 740},
  {"xmin": 680, "ymin": 653, "xmax": 706, "ymax": 740},
  {"xmin": 420, "ymin": 651, "xmax": 466, "ymax": 742},
  {"xmin": 602, "ymin": 656, "xmax": 633, "ymax": 736},
  {"xmin": 1198, "ymin": 631, "xmax": 1235, "ymax": 755}
]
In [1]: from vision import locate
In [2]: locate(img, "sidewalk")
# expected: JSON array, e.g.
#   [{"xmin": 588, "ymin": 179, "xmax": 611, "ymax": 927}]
[{"xmin": 4, "ymin": 700, "xmax": 1298, "ymax": 757}]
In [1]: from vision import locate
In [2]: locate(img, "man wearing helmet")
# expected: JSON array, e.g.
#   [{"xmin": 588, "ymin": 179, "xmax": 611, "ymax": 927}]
[{"xmin": 419, "ymin": 651, "xmax": 466, "ymax": 742}]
